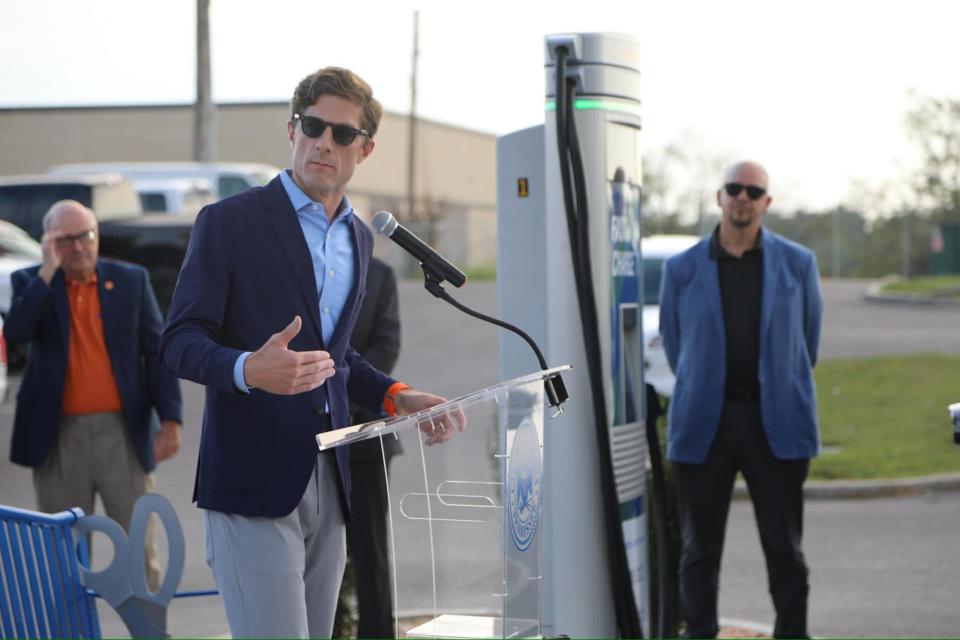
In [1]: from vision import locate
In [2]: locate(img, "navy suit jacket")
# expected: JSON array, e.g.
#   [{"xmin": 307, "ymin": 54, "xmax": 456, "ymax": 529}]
[
  {"xmin": 5, "ymin": 259, "xmax": 182, "ymax": 472},
  {"xmin": 659, "ymin": 229, "xmax": 823, "ymax": 464},
  {"xmin": 160, "ymin": 176, "xmax": 394, "ymax": 519}
]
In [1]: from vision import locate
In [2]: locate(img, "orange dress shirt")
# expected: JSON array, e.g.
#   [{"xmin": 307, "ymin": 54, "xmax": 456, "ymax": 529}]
[{"xmin": 60, "ymin": 273, "xmax": 124, "ymax": 416}]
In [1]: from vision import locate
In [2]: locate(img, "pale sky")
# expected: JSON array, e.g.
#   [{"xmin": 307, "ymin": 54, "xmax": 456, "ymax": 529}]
[{"xmin": 1, "ymin": 0, "xmax": 958, "ymax": 213}]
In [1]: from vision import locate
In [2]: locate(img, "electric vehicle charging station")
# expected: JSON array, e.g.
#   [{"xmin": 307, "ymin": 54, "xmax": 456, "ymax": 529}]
[{"xmin": 497, "ymin": 33, "xmax": 654, "ymax": 638}]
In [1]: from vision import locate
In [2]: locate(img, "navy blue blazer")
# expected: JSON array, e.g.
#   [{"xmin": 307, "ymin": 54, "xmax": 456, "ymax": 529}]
[
  {"xmin": 659, "ymin": 229, "xmax": 823, "ymax": 464},
  {"xmin": 160, "ymin": 176, "xmax": 394, "ymax": 519},
  {"xmin": 5, "ymin": 259, "xmax": 182, "ymax": 472}
]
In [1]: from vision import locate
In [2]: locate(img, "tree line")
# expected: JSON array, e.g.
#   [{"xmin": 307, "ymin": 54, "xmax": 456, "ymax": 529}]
[{"xmin": 641, "ymin": 95, "xmax": 960, "ymax": 279}]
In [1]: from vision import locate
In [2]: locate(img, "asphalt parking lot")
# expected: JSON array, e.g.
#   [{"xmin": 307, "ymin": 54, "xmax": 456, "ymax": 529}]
[{"xmin": 1, "ymin": 278, "xmax": 959, "ymax": 636}]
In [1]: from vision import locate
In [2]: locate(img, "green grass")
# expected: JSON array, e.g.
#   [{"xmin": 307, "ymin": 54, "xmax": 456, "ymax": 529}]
[
  {"xmin": 812, "ymin": 354, "xmax": 960, "ymax": 480},
  {"xmin": 399, "ymin": 264, "xmax": 497, "ymax": 282},
  {"xmin": 463, "ymin": 264, "xmax": 497, "ymax": 281},
  {"xmin": 881, "ymin": 275, "xmax": 960, "ymax": 297}
]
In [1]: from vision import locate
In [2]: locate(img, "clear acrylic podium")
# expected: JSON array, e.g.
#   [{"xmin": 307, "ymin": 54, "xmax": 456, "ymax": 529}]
[{"xmin": 317, "ymin": 366, "xmax": 571, "ymax": 639}]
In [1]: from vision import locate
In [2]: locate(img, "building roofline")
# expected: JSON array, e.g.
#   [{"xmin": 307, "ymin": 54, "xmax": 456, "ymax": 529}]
[
  {"xmin": 0, "ymin": 173, "xmax": 128, "ymax": 186},
  {"xmin": 0, "ymin": 101, "xmax": 499, "ymax": 138}
]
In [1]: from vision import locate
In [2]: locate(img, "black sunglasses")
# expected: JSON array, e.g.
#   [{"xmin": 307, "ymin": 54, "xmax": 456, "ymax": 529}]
[
  {"xmin": 293, "ymin": 113, "xmax": 369, "ymax": 146},
  {"xmin": 724, "ymin": 182, "xmax": 767, "ymax": 200}
]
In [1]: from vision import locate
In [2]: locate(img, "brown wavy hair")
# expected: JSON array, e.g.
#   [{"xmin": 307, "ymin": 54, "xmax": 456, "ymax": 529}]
[{"xmin": 290, "ymin": 67, "xmax": 383, "ymax": 139}]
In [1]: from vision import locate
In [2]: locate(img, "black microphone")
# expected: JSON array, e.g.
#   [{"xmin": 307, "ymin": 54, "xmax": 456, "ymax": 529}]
[{"xmin": 372, "ymin": 210, "xmax": 467, "ymax": 288}]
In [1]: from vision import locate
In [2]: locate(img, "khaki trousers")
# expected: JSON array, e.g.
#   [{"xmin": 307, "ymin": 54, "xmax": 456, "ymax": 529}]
[{"xmin": 33, "ymin": 411, "xmax": 161, "ymax": 590}]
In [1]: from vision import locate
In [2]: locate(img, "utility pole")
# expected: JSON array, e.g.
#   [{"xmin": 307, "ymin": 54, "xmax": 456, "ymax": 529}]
[
  {"xmin": 900, "ymin": 209, "xmax": 912, "ymax": 279},
  {"xmin": 406, "ymin": 10, "xmax": 419, "ymax": 222},
  {"xmin": 831, "ymin": 207, "xmax": 840, "ymax": 278},
  {"xmin": 193, "ymin": 0, "xmax": 216, "ymax": 162}
]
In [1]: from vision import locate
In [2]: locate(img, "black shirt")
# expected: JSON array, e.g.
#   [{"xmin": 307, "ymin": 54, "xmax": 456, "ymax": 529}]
[{"xmin": 709, "ymin": 226, "xmax": 763, "ymax": 399}]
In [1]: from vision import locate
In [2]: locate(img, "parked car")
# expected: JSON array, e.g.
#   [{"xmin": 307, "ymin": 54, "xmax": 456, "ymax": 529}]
[
  {"xmin": 950, "ymin": 402, "xmax": 960, "ymax": 444},
  {"xmin": 133, "ymin": 177, "xmax": 216, "ymax": 215},
  {"xmin": 642, "ymin": 234, "xmax": 701, "ymax": 397},
  {"xmin": 0, "ymin": 220, "xmax": 42, "ymax": 371},
  {"xmin": 0, "ymin": 219, "xmax": 42, "ymax": 314},
  {"xmin": 0, "ymin": 173, "xmax": 142, "ymax": 238},
  {"xmin": 50, "ymin": 161, "xmax": 279, "ymax": 199},
  {"xmin": 0, "ymin": 174, "xmax": 194, "ymax": 311}
]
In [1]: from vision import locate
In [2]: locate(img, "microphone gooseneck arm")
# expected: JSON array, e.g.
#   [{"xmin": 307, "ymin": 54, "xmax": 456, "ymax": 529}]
[
  {"xmin": 372, "ymin": 210, "xmax": 568, "ymax": 410},
  {"xmin": 420, "ymin": 269, "xmax": 568, "ymax": 411}
]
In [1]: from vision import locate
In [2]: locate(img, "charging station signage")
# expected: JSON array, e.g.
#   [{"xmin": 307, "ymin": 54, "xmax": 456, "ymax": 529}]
[{"xmin": 608, "ymin": 119, "xmax": 649, "ymax": 628}]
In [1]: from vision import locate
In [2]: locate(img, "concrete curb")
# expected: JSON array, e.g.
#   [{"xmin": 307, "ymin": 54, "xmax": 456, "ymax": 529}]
[
  {"xmin": 733, "ymin": 470, "xmax": 960, "ymax": 500},
  {"xmin": 864, "ymin": 275, "xmax": 960, "ymax": 307},
  {"xmin": 719, "ymin": 616, "xmax": 773, "ymax": 637}
]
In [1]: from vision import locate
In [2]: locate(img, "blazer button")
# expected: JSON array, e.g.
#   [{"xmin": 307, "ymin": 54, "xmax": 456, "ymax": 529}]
[{"xmin": 315, "ymin": 407, "xmax": 326, "ymax": 415}]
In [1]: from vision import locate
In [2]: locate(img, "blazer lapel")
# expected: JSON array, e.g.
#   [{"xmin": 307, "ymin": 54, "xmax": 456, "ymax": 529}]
[
  {"xmin": 51, "ymin": 271, "xmax": 70, "ymax": 354},
  {"xmin": 96, "ymin": 262, "xmax": 119, "ymax": 359},
  {"xmin": 696, "ymin": 242, "xmax": 725, "ymax": 343},
  {"xmin": 261, "ymin": 179, "xmax": 324, "ymax": 345},
  {"xmin": 760, "ymin": 231, "xmax": 779, "ymax": 344}
]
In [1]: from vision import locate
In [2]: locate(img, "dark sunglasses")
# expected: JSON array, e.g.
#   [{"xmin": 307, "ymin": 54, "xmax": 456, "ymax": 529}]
[
  {"xmin": 724, "ymin": 183, "xmax": 767, "ymax": 200},
  {"xmin": 53, "ymin": 229, "xmax": 97, "ymax": 249},
  {"xmin": 293, "ymin": 113, "xmax": 369, "ymax": 146}
]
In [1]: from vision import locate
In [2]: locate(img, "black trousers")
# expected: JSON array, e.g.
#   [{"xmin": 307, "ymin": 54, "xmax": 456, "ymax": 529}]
[
  {"xmin": 347, "ymin": 456, "xmax": 395, "ymax": 639},
  {"xmin": 672, "ymin": 399, "xmax": 810, "ymax": 639}
]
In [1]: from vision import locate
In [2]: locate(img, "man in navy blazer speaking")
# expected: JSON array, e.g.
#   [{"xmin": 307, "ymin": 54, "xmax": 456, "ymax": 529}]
[
  {"xmin": 161, "ymin": 66, "xmax": 459, "ymax": 639},
  {"xmin": 660, "ymin": 161, "xmax": 823, "ymax": 638}
]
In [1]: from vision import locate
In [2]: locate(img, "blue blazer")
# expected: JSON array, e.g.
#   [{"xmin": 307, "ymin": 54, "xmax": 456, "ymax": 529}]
[
  {"xmin": 5, "ymin": 259, "xmax": 182, "ymax": 472},
  {"xmin": 659, "ymin": 229, "xmax": 823, "ymax": 464},
  {"xmin": 160, "ymin": 176, "xmax": 394, "ymax": 519}
]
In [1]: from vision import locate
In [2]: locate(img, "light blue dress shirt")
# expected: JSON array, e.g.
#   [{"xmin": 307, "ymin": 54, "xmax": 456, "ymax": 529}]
[{"xmin": 233, "ymin": 170, "xmax": 356, "ymax": 391}]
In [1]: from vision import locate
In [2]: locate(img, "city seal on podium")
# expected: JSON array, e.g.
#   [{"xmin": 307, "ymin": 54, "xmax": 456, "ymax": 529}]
[{"xmin": 508, "ymin": 418, "xmax": 542, "ymax": 552}]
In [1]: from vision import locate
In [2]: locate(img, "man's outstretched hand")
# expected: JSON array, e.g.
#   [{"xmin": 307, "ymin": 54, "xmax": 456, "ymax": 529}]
[{"xmin": 243, "ymin": 316, "xmax": 336, "ymax": 395}]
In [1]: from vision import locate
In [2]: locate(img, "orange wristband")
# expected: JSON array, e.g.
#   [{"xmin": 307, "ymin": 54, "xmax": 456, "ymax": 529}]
[{"xmin": 383, "ymin": 382, "xmax": 412, "ymax": 417}]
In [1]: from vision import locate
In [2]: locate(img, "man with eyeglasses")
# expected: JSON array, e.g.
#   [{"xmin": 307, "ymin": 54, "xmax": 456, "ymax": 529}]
[
  {"xmin": 161, "ymin": 66, "xmax": 461, "ymax": 638},
  {"xmin": 4, "ymin": 199, "xmax": 182, "ymax": 590},
  {"xmin": 659, "ymin": 161, "xmax": 823, "ymax": 638}
]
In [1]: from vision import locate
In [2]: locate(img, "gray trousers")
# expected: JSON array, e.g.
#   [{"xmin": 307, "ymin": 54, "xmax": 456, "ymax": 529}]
[
  {"xmin": 204, "ymin": 452, "xmax": 347, "ymax": 639},
  {"xmin": 33, "ymin": 412, "xmax": 161, "ymax": 590}
]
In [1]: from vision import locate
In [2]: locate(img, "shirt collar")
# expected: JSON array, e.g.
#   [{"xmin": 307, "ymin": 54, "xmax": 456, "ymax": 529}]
[
  {"xmin": 280, "ymin": 170, "xmax": 354, "ymax": 223},
  {"xmin": 709, "ymin": 224, "xmax": 764, "ymax": 260},
  {"xmin": 65, "ymin": 271, "xmax": 97, "ymax": 286}
]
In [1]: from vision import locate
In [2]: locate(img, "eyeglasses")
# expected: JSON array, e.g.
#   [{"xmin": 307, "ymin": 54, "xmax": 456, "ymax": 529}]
[
  {"xmin": 723, "ymin": 183, "xmax": 767, "ymax": 200},
  {"xmin": 54, "ymin": 229, "xmax": 97, "ymax": 249},
  {"xmin": 292, "ymin": 113, "xmax": 369, "ymax": 146}
]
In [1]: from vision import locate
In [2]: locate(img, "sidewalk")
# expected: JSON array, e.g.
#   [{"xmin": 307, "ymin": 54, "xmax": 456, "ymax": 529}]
[{"xmin": 734, "ymin": 470, "xmax": 960, "ymax": 500}]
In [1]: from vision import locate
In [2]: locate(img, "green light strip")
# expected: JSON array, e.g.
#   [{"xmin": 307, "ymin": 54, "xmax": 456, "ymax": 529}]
[{"xmin": 545, "ymin": 99, "xmax": 642, "ymax": 117}]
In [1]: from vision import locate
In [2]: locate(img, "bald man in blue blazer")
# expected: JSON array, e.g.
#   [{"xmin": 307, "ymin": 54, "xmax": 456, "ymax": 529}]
[
  {"xmin": 161, "ymin": 66, "xmax": 458, "ymax": 639},
  {"xmin": 660, "ymin": 161, "xmax": 823, "ymax": 639}
]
